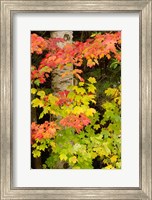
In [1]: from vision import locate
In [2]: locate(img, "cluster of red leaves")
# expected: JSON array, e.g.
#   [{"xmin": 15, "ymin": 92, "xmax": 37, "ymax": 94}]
[
  {"xmin": 31, "ymin": 33, "xmax": 65, "ymax": 55},
  {"xmin": 39, "ymin": 32, "xmax": 121, "ymax": 68},
  {"xmin": 56, "ymin": 90, "xmax": 72, "ymax": 106},
  {"xmin": 31, "ymin": 34, "xmax": 66, "ymax": 84},
  {"xmin": 31, "ymin": 34, "xmax": 48, "ymax": 54},
  {"xmin": 59, "ymin": 114, "xmax": 91, "ymax": 133},
  {"xmin": 31, "ymin": 121, "xmax": 60, "ymax": 143},
  {"xmin": 31, "ymin": 32, "xmax": 121, "ymax": 84}
]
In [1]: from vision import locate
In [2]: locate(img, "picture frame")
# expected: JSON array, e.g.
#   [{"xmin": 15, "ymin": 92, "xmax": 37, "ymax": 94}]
[{"xmin": 0, "ymin": 0, "xmax": 151, "ymax": 199}]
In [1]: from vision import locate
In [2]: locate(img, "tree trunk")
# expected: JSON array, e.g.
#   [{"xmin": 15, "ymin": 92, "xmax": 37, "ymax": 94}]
[
  {"xmin": 50, "ymin": 31, "xmax": 73, "ymax": 93},
  {"xmin": 50, "ymin": 31, "xmax": 73, "ymax": 169}
]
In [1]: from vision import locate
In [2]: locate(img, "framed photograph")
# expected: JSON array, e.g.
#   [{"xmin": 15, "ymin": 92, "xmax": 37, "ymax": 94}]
[{"xmin": 0, "ymin": 0, "xmax": 151, "ymax": 199}]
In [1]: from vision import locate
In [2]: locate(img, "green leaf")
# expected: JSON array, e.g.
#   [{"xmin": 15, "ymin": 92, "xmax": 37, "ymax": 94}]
[
  {"xmin": 94, "ymin": 124, "xmax": 100, "ymax": 130},
  {"xmin": 101, "ymin": 129, "xmax": 110, "ymax": 139},
  {"xmin": 34, "ymin": 79, "xmax": 40, "ymax": 86},
  {"xmin": 116, "ymin": 162, "xmax": 121, "ymax": 169},
  {"xmin": 109, "ymin": 59, "xmax": 119, "ymax": 69},
  {"xmin": 42, "ymin": 164, "xmax": 47, "ymax": 169}
]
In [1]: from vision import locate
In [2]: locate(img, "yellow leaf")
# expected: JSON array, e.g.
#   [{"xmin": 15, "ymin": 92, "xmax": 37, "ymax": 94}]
[
  {"xmin": 79, "ymin": 82, "xmax": 84, "ymax": 86},
  {"xmin": 91, "ymin": 152, "xmax": 97, "ymax": 159},
  {"xmin": 106, "ymin": 54, "xmax": 111, "ymax": 59},
  {"xmin": 105, "ymin": 165, "xmax": 114, "ymax": 169},
  {"xmin": 88, "ymin": 84, "xmax": 96, "ymax": 93},
  {"xmin": 31, "ymin": 98, "xmax": 44, "ymax": 108},
  {"xmin": 69, "ymin": 156, "xmax": 78, "ymax": 164},
  {"xmin": 31, "ymin": 88, "xmax": 37, "ymax": 94},
  {"xmin": 114, "ymin": 97, "xmax": 121, "ymax": 105},
  {"xmin": 59, "ymin": 154, "xmax": 68, "ymax": 161},
  {"xmin": 72, "ymin": 166, "xmax": 80, "ymax": 169},
  {"xmin": 94, "ymin": 59, "xmax": 99, "ymax": 65},
  {"xmin": 37, "ymin": 91, "xmax": 45, "ymax": 98},
  {"xmin": 110, "ymin": 155, "xmax": 118, "ymax": 163},
  {"xmin": 87, "ymin": 59, "xmax": 95, "ymax": 67},
  {"xmin": 88, "ymin": 77, "xmax": 97, "ymax": 84},
  {"xmin": 90, "ymin": 33, "xmax": 97, "ymax": 37},
  {"xmin": 73, "ymin": 106, "xmax": 84, "ymax": 115},
  {"xmin": 76, "ymin": 87, "xmax": 86, "ymax": 94},
  {"xmin": 85, "ymin": 108, "xmax": 96, "ymax": 117}
]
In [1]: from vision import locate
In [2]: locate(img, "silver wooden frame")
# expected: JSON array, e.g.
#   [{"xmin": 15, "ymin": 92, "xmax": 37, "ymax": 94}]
[{"xmin": 0, "ymin": 0, "xmax": 151, "ymax": 199}]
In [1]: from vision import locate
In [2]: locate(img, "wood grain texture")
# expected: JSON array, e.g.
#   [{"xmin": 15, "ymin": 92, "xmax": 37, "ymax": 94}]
[{"xmin": 0, "ymin": 0, "xmax": 151, "ymax": 199}]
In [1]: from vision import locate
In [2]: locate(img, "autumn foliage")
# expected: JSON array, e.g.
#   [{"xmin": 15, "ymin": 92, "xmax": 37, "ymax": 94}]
[
  {"xmin": 31, "ymin": 31, "xmax": 121, "ymax": 169},
  {"xmin": 31, "ymin": 32, "xmax": 121, "ymax": 85}
]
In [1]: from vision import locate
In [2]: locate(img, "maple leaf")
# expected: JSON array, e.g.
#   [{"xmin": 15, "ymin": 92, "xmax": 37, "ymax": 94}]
[
  {"xmin": 110, "ymin": 155, "xmax": 118, "ymax": 163},
  {"xmin": 69, "ymin": 156, "xmax": 78, "ymax": 164},
  {"xmin": 87, "ymin": 59, "xmax": 95, "ymax": 67},
  {"xmin": 31, "ymin": 88, "xmax": 37, "ymax": 94},
  {"xmin": 31, "ymin": 121, "xmax": 59, "ymax": 143},
  {"xmin": 56, "ymin": 90, "xmax": 71, "ymax": 106},
  {"xmin": 37, "ymin": 91, "xmax": 45, "ymax": 98},
  {"xmin": 31, "ymin": 33, "xmax": 47, "ymax": 54},
  {"xmin": 60, "ymin": 154, "xmax": 68, "ymax": 161},
  {"xmin": 88, "ymin": 77, "xmax": 97, "ymax": 84},
  {"xmin": 31, "ymin": 98, "xmax": 44, "ymax": 108},
  {"xmin": 85, "ymin": 108, "xmax": 96, "ymax": 117},
  {"xmin": 31, "ymin": 31, "xmax": 121, "ymax": 84},
  {"xmin": 59, "ymin": 114, "xmax": 90, "ymax": 133},
  {"xmin": 80, "ymin": 114, "xmax": 91, "ymax": 126},
  {"xmin": 105, "ymin": 165, "xmax": 114, "ymax": 169},
  {"xmin": 79, "ymin": 82, "xmax": 84, "ymax": 86},
  {"xmin": 88, "ymin": 84, "xmax": 96, "ymax": 93},
  {"xmin": 94, "ymin": 124, "xmax": 100, "ymax": 130}
]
